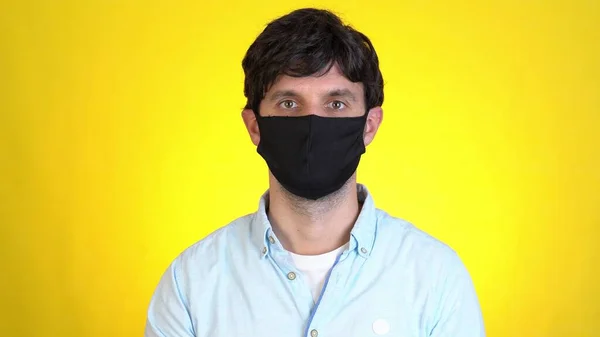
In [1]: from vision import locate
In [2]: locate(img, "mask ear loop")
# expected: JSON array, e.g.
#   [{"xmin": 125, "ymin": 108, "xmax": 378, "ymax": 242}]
[
  {"xmin": 252, "ymin": 89, "xmax": 268, "ymax": 117},
  {"xmin": 362, "ymin": 108, "xmax": 370, "ymax": 119},
  {"xmin": 360, "ymin": 109, "xmax": 370, "ymax": 138},
  {"xmin": 253, "ymin": 103, "xmax": 261, "ymax": 117}
]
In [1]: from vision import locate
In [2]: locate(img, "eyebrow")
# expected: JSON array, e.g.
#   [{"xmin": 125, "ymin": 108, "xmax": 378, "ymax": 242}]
[
  {"xmin": 267, "ymin": 90, "xmax": 300, "ymax": 102},
  {"xmin": 326, "ymin": 88, "xmax": 357, "ymax": 102},
  {"xmin": 266, "ymin": 88, "xmax": 357, "ymax": 102}
]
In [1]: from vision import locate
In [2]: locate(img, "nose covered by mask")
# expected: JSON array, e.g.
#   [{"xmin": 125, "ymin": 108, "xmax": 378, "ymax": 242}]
[{"xmin": 255, "ymin": 112, "xmax": 368, "ymax": 200}]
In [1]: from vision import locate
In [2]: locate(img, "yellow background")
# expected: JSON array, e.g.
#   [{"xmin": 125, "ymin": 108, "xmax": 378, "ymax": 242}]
[{"xmin": 1, "ymin": 0, "xmax": 598, "ymax": 336}]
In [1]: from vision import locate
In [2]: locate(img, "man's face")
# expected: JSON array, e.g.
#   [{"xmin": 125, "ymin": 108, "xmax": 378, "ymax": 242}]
[
  {"xmin": 258, "ymin": 64, "xmax": 366, "ymax": 118},
  {"xmin": 241, "ymin": 62, "xmax": 383, "ymax": 199}
]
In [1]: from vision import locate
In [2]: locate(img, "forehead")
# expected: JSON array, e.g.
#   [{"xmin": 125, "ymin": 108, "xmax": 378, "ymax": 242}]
[{"xmin": 266, "ymin": 64, "xmax": 364, "ymax": 98}]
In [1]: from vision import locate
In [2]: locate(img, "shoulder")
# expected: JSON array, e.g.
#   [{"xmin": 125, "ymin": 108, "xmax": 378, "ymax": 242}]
[
  {"xmin": 374, "ymin": 211, "xmax": 484, "ymax": 334},
  {"xmin": 153, "ymin": 213, "xmax": 256, "ymax": 295},
  {"xmin": 374, "ymin": 209, "xmax": 468, "ymax": 279},
  {"xmin": 376, "ymin": 209, "xmax": 457, "ymax": 255},
  {"xmin": 151, "ymin": 213, "xmax": 257, "ymax": 309},
  {"xmin": 146, "ymin": 214, "xmax": 258, "ymax": 335},
  {"xmin": 174, "ymin": 213, "xmax": 254, "ymax": 270}
]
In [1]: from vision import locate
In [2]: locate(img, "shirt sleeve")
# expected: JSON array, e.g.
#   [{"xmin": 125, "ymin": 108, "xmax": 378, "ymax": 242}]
[
  {"xmin": 429, "ymin": 252, "xmax": 486, "ymax": 337},
  {"xmin": 145, "ymin": 259, "xmax": 196, "ymax": 337}
]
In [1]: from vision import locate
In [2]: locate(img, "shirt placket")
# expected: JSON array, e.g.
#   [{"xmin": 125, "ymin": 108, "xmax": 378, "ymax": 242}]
[
  {"xmin": 300, "ymin": 249, "xmax": 355, "ymax": 337},
  {"xmin": 266, "ymin": 237, "xmax": 315, "ymax": 324}
]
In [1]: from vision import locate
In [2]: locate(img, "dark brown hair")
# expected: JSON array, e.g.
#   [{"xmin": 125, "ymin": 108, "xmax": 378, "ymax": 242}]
[{"xmin": 242, "ymin": 8, "xmax": 384, "ymax": 113}]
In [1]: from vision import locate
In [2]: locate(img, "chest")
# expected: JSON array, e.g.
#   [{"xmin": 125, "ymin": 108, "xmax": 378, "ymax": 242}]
[{"xmin": 191, "ymin": 257, "xmax": 431, "ymax": 337}]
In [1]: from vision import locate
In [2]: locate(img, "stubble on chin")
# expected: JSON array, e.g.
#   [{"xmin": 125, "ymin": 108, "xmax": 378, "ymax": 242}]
[{"xmin": 275, "ymin": 176, "xmax": 354, "ymax": 221}]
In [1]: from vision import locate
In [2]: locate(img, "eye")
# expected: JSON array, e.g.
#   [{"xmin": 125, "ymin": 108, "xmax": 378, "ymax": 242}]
[
  {"xmin": 279, "ymin": 100, "xmax": 298, "ymax": 109},
  {"xmin": 328, "ymin": 100, "xmax": 346, "ymax": 110}
]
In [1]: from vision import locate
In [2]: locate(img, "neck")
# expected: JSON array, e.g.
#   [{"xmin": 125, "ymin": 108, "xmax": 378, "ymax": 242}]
[{"xmin": 267, "ymin": 175, "xmax": 361, "ymax": 255}]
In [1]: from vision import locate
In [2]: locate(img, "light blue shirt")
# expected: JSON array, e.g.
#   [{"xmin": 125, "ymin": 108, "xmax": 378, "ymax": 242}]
[{"xmin": 145, "ymin": 185, "xmax": 485, "ymax": 337}]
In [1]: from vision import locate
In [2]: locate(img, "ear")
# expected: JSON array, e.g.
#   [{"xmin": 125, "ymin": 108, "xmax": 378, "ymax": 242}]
[
  {"xmin": 242, "ymin": 109, "xmax": 261, "ymax": 146},
  {"xmin": 363, "ymin": 106, "xmax": 383, "ymax": 146}
]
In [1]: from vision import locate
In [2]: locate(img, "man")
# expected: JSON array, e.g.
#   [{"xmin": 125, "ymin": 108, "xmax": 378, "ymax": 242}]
[{"xmin": 145, "ymin": 8, "xmax": 485, "ymax": 337}]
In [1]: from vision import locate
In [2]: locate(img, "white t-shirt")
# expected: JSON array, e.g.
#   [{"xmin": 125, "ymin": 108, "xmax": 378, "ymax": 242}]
[{"xmin": 290, "ymin": 243, "xmax": 348, "ymax": 303}]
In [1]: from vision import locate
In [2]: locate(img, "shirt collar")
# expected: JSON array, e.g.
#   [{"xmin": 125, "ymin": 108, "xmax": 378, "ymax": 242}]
[{"xmin": 250, "ymin": 184, "xmax": 378, "ymax": 259}]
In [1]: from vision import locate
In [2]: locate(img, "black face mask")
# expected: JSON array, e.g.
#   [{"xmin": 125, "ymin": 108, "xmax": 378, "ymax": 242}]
[{"xmin": 255, "ymin": 113, "xmax": 368, "ymax": 200}]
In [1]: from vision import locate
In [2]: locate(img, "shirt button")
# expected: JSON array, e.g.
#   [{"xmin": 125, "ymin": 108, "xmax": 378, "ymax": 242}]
[
  {"xmin": 287, "ymin": 272, "xmax": 296, "ymax": 280},
  {"xmin": 269, "ymin": 236, "xmax": 275, "ymax": 244},
  {"xmin": 310, "ymin": 329, "xmax": 318, "ymax": 337},
  {"xmin": 361, "ymin": 247, "xmax": 368, "ymax": 254},
  {"xmin": 262, "ymin": 246, "xmax": 267, "ymax": 254}
]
